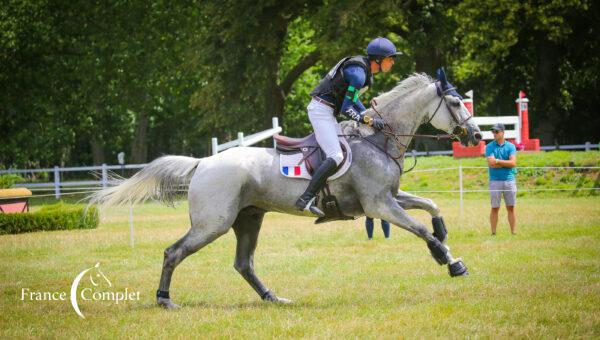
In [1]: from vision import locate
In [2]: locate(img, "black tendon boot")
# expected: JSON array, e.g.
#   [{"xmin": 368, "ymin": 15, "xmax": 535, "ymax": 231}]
[{"xmin": 295, "ymin": 158, "xmax": 338, "ymax": 217}]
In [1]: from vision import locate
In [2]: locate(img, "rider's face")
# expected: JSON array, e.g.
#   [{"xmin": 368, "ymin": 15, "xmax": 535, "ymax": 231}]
[{"xmin": 381, "ymin": 57, "xmax": 394, "ymax": 72}]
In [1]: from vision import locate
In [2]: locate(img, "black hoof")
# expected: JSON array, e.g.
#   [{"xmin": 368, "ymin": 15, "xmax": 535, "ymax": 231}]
[{"xmin": 448, "ymin": 260, "xmax": 468, "ymax": 277}]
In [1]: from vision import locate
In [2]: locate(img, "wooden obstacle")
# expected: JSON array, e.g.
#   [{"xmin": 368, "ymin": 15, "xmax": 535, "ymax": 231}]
[{"xmin": 453, "ymin": 91, "xmax": 540, "ymax": 158}]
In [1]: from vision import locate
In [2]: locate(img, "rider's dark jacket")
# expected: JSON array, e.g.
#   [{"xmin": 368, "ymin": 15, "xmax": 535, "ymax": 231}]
[{"xmin": 310, "ymin": 55, "xmax": 372, "ymax": 115}]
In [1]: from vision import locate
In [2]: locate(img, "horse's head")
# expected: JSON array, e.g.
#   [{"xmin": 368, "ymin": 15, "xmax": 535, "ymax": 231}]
[{"xmin": 426, "ymin": 68, "xmax": 482, "ymax": 146}]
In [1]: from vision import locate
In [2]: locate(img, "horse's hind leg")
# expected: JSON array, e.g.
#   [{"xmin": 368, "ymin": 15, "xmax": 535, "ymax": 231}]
[
  {"xmin": 157, "ymin": 224, "xmax": 229, "ymax": 309},
  {"xmin": 232, "ymin": 207, "xmax": 292, "ymax": 304},
  {"xmin": 395, "ymin": 190, "xmax": 448, "ymax": 243}
]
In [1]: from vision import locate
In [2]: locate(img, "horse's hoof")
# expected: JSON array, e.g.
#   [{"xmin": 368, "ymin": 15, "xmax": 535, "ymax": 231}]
[
  {"xmin": 157, "ymin": 297, "xmax": 181, "ymax": 309},
  {"xmin": 272, "ymin": 297, "xmax": 293, "ymax": 304},
  {"xmin": 264, "ymin": 295, "xmax": 294, "ymax": 304},
  {"xmin": 262, "ymin": 291, "xmax": 293, "ymax": 304},
  {"xmin": 448, "ymin": 259, "xmax": 469, "ymax": 277}
]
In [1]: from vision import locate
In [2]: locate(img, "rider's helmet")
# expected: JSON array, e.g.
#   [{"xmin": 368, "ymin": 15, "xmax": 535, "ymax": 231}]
[{"xmin": 367, "ymin": 37, "xmax": 401, "ymax": 63}]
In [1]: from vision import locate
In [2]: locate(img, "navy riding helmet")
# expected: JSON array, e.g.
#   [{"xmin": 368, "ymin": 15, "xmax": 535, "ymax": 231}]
[{"xmin": 367, "ymin": 37, "xmax": 401, "ymax": 62}]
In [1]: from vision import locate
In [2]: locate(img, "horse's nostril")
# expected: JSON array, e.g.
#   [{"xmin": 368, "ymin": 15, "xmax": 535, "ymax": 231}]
[{"xmin": 475, "ymin": 132, "xmax": 482, "ymax": 140}]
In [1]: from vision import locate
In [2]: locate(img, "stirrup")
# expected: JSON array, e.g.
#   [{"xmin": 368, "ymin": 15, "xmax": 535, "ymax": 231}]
[{"xmin": 299, "ymin": 197, "xmax": 325, "ymax": 217}]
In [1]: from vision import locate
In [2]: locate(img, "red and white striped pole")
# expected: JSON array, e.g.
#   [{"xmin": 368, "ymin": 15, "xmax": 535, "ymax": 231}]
[
  {"xmin": 515, "ymin": 90, "xmax": 529, "ymax": 143},
  {"xmin": 463, "ymin": 90, "xmax": 474, "ymax": 115}
]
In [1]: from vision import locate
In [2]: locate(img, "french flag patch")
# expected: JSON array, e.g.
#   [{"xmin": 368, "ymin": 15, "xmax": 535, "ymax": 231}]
[
  {"xmin": 282, "ymin": 166, "xmax": 302, "ymax": 176},
  {"xmin": 279, "ymin": 153, "xmax": 311, "ymax": 179}
]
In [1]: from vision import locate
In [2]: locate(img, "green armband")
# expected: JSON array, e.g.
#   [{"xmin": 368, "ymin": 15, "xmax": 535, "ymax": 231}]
[{"xmin": 345, "ymin": 85, "xmax": 360, "ymax": 103}]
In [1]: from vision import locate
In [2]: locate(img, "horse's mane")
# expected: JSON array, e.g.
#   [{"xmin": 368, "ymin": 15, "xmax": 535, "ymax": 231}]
[
  {"xmin": 341, "ymin": 73, "xmax": 435, "ymax": 136},
  {"xmin": 373, "ymin": 73, "xmax": 433, "ymax": 107}
]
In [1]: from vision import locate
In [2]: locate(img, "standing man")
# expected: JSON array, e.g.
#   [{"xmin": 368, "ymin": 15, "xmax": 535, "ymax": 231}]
[{"xmin": 486, "ymin": 123, "xmax": 518, "ymax": 235}]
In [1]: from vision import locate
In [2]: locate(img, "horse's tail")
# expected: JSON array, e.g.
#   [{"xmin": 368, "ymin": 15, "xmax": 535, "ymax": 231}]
[{"xmin": 88, "ymin": 155, "xmax": 201, "ymax": 209}]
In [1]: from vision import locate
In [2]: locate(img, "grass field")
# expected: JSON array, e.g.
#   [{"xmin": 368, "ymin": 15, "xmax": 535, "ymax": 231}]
[{"xmin": 1, "ymin": 195, "xmax": 599, "ymax": 338}]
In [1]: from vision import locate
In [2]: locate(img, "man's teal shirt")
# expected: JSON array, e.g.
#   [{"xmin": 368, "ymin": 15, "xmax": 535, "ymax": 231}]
[{"xmin": 485, "ymin": 140, "xmax": 517, "ymax": 181}]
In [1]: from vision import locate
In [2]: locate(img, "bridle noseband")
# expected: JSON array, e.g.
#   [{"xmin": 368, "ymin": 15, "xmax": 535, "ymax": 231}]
[{"xmin": 427, "ymin": 81, "xmax": 473, "ymax": 137}]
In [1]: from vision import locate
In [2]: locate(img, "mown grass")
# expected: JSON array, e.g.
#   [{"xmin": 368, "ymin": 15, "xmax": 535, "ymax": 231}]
[{"xmin": 0, "ymin": 196, "xmax": 598, "ymax": 338}]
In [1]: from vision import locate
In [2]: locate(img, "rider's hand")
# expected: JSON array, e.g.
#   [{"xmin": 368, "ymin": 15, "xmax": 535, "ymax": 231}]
[{"xmin": 372, "ymin": 118, "xmax": 385, "ymax": 130}]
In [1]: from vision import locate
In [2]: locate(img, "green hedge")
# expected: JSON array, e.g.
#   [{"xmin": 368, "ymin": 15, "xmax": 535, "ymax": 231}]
[
  {"xmin": 0, "ymin": 174, "xmax": 23, "ymax": 189},
  {"xmin": 0, "ymin": 203, "xmax": 98, "ymax": 234}
]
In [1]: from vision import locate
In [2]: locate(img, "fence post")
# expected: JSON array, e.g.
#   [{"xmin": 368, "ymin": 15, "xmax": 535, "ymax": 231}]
[
  {"xmin": 54, "ymin": 166, "xmax": 61, "ymax": 199},
  {"xmin": 237, "ymin": 132, "xmax": 244, "ymax": 146},
  {"xmin": 272, "ymin": 117, "xmax": 279, "ymax": 148},
  {"xmin": 101, "ymin": 163, "xmax": 108, "ymax": 188},
  {"xmin": 211, "ymin": 137, "xmax": 218, "ymax": 155},
  {"xmin": 585, "ymin": 142, "xmax": 591, "ymax": 151},
  {"xmin": 459, "ymin": 165, "xmax": 463, "ymax": 216}
]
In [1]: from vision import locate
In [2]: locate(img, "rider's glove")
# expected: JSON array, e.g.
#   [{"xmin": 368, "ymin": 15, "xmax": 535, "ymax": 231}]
[{"xmin": 372, "ymin": 118, "xmax": 385, "ymax": 130}]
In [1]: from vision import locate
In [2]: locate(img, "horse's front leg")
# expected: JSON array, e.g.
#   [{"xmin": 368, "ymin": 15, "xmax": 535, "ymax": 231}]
[
  {"xmin": 395, "ymin": 190, "xmax": 448, "ymax": 243},
  {"xmin": 366, "ymin": 192, "xmax": 468, "ymax": 277}
]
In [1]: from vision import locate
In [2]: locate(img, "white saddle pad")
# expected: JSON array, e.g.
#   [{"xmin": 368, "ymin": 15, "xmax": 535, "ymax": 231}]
[{"xmin": 279, "ymin": 137, "xmax": 352, "ymax": 180}]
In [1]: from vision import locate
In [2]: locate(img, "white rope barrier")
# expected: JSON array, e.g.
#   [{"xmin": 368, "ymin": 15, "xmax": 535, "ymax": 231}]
[
  {"xmin": 411, "ymin": 165, "xmax": 600, "ymax": 172},
  {"xmin": 406, "ymin": 188, "xmax": 600, "ymax": 193}
]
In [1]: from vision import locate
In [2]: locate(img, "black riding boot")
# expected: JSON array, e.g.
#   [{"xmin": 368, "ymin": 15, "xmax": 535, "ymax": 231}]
[{"xmin": 295, "ymin": 157, "xmax": 338, "ymax": 217}]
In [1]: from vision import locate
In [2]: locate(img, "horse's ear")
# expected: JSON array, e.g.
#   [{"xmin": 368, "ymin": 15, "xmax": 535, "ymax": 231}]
[{"xmin": 436, "ymin": 67, "xmax": 448, "ymax": 87}]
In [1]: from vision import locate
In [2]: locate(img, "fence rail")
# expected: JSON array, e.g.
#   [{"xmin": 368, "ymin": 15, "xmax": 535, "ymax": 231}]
[
  {"xmin": 211, "ymin": 117, "xmax": 282, "ymax": 155},
  {"xmin": 1, "ymin": 141, "xmax": 597, "ymax": 198}
]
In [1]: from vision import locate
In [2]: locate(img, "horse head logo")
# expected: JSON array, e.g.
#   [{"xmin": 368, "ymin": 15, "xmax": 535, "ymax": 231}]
[{"xmin": 70, "ymin": 262, "xmax": 111, "ymax": 318}]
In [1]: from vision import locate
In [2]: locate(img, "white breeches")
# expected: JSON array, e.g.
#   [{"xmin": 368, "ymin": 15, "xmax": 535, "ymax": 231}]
[{"xmin": 307, "ymin": 98, "xmax": 344, "ymax": 165}]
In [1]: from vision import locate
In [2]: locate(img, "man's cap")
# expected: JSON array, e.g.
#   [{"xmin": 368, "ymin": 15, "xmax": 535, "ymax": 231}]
[{"xmin": 490, "ymin": 123, "xmax": 505, "ymax": 131}]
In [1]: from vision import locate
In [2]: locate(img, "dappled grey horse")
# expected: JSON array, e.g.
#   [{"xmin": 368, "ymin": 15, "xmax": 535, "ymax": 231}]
[{"xmin": 90, "ymin": 71, "xmax": 482, "ymax": 308}]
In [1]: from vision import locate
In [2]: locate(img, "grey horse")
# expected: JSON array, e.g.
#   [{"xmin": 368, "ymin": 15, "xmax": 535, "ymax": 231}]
[{"xmin": 89, "ymin": 71, "xmax": 482, "ymax": 308}]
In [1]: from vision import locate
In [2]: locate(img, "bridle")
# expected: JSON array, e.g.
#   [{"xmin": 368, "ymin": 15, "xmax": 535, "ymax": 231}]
[
  {"xmin": 427, "ymin": 81, "xmax": 473, "ymax": 136},
  {"xmin": 355, "ymin": 82, "xmax": 473, "ymax": 172}
]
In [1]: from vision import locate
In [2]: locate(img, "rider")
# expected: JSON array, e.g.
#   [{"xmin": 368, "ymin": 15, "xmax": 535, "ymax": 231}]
[{"xmin": 295, "ymin": 37, "xmax": 400, "ymax": 217}]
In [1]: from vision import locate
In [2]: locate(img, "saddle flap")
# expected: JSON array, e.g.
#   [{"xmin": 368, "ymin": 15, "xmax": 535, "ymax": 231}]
[{"xmin": 278, "ymin": 136, "xmax": 352, "ymax": 182}]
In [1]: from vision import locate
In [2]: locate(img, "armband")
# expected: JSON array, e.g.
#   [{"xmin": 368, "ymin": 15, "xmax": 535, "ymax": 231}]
[{"xmin": 345, "ymin": 85, "xmax": 360, "ymax": 103}]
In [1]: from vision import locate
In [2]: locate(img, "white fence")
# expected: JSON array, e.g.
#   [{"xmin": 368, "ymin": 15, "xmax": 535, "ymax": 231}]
[
  {"xmin": 1, "ymin": 142, "xmax": 597, "ymax": 199},
  {"xmin": 472, "ymin": 116, "xmax": 521, "ymax": 143},
  {"xmin": 0, "ymin": 164, "xmax": 146, "ymax": 199},
  {"xmin": 211, "ymin": 117, "xmax": 281, "ymax": 155}
]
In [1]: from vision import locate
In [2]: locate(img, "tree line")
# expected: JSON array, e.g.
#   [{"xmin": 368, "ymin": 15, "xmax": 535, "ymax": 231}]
[{"xmin": 1, "ymin": 0, "xmax": 598, "ymax": 168}]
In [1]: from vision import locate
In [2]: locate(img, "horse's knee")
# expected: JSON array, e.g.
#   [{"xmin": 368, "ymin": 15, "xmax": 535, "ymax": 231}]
[
  {"xmin": 426, "ymin": 198, "xmax": 441, "ymax": 216},
  {"xmin": 234, "ymin": 261, "xmax": 251, "ymax": 276}
]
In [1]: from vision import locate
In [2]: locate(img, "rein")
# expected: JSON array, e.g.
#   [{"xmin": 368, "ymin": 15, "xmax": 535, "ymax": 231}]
[{"xmin": 348, "ymin": 84, "xmax": 472, "ymax": 173}]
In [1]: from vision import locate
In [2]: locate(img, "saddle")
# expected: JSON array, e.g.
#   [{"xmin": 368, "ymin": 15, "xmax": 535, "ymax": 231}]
[
  {"xmin": 274, "ymin": 133, "xmax": 355, "ymax": 224},
  {"xmin": 274, "ymin": 133, "xmax": 349, "ymax": 176}
]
